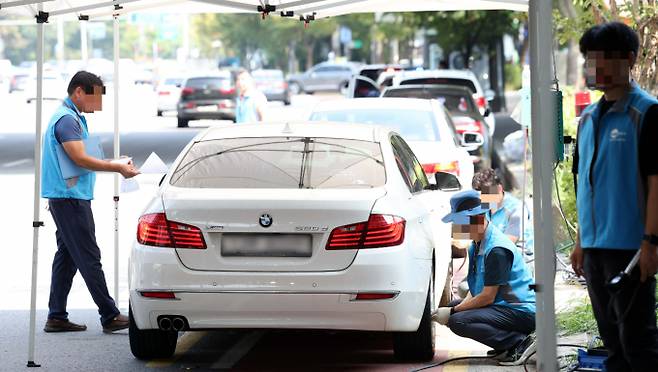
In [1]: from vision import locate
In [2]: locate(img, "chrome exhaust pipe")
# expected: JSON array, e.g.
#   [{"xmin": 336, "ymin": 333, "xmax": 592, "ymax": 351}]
[
  {"xmin": 158, "ymin": 317, "xmax": 172, "ymax": 331},
  {"xmin": 171, "ymin": 317, "xmax": 186, "ymax": 331}
]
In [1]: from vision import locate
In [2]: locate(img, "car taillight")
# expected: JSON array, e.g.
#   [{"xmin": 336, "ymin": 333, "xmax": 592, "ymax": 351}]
[
  {"xmin": 181, "ymin": 87, "xmax": 194, "ymax": 96},
  {"xmin": 219, "ymin": 87, "xmax": 235, "ymax": 94},
  {"xmin": 185, "ymin": 102, "xmax": 196, "ymax": 109},
  {"xmin": 158, "ymin": 91, "xmax": 170, "ymax": 96},
  {"xmin": 453, "ymin": 118, "xmax": 484, "ymax": 135},
  {"xmin": 422, "ymin": 161, "xmax": 460, "ymax": 176},
  {"xmin": 475, "ymin": 95, "xmax": 486, "ymax": 109},
  {"xmin": 137, "ymin": 213, "xmax": 206, "ymax": 249},
  {"xmin": 326, "ymin": 214, "xmax": 405, "ymax": 250}
]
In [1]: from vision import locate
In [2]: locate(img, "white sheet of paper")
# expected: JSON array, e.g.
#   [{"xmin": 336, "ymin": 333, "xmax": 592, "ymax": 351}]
[
  {"xmin": 121, "ymin": 177, "xmax": 140, "ymax": 193},
  {"xmin": 140, "ymin": 152, "xmax": 169, "ymax": 174}
]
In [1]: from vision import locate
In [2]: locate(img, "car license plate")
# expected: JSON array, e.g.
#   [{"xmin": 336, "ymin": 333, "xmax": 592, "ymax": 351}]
[
  {"xmin": 221, "ymin": 234, "xmax": 312, "ymax": 257},
  {"xmin": 197, "ymin": 105, "xmax": 218, "ymax": 112}
]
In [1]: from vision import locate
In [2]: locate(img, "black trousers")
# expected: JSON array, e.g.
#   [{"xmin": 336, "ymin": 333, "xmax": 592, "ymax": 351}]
[
  {"xmin": 583, "ymin": 248, "xmax": 658, "ymax": 372},
  {"xmin": 447, "ymin": 299, "xmax": 535, "ymax": 351},
  {"xmin": 47, "ymin": 199, "xmax": 119, "ymax": 326}
]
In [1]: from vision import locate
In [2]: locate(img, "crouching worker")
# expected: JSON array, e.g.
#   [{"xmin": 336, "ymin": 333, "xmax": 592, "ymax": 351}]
[{"xmin": 433, "ymin": 190, "xmax": 536, "ymax": 365}]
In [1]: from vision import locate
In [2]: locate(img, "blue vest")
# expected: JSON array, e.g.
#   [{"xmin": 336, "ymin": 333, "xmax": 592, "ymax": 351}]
[
  {"xmin": 41, "ymin": 98, "xmax": 96, "ymax": 200},
  {"xmin": 467, "ymin": 223, "xmax": 536, "ymax": 314},
  {"xmin": 235, "ymin": 94, "xmax": 260, "ymax": 123},
  {"xmin": 576, "ymin": 83, "xmax": 656, "ymax": 250},
  {"xmin": 490, "ymin": 193, "xmax": 534, "ymax": 252}
]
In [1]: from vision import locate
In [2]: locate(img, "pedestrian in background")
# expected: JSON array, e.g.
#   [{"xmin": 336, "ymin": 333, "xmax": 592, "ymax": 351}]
[
  {"xmin": 41, "ymin": 71, "xmax": 139, "ymax": 333},
  {"xmin": 570, "ymin": 22, "xmax": 658, "ymax": 371},
  {"xmin": 235, "ymin": 69, "xmax": 268, "ymax": 123}
]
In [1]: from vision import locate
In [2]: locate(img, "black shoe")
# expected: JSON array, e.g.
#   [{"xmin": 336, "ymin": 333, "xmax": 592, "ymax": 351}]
[
  {"xmin": 44, "ymin": 318, "xmax": 87, "ymax": 333},
  {"xmin": 498, "ymin": 333, "xmax": 536, "ymax": 366},
  {"xmin": 486, "ymin": 349, "xmax": 508, "ymax": 360}
]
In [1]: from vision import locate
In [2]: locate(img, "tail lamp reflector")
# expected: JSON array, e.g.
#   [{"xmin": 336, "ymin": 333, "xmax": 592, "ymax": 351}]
[
  {"xmin": 326, "ymin": 214, "xmax": 405, "ymax": 250},
  {"xmin": 137, "ymin": 213, "xmax": 206, "ymax": 249},
  {"xmin": 353, "ymin": 292, "xmax": 397, "ymax": 301},
  {"xmin": 140, "ymin": 291, "xmax": 176, "ymax": 299}
]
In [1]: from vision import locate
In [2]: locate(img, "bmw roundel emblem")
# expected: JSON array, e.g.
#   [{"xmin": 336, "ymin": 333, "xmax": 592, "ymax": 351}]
[{"xmin": 259, "ymin": 214, "xmax": 273, "ymax": 228}]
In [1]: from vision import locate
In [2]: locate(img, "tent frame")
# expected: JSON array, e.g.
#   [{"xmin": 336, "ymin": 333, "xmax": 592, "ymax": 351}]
[{"xmin": 4, "ymin": 1, "xmax": 559, "ymax": 370}]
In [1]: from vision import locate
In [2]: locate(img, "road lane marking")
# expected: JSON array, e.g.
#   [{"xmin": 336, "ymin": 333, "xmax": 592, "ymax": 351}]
[
  {"xmin": 2, "ymin": 159, "xmax": 32, "ymax": 168},
  {"xmin": 210, "ymin": 330, "xmax": 265, "ymax": 369},
  {"xmin": 146, "ymin": 331, "xmax": 207, "ymax": 368}
]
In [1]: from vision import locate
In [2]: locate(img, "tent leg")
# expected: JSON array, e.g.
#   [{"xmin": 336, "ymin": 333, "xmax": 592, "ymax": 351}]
[
  {"xmin": 27, "ymin": 3, "xmax": 45, "ymax": 368},
  {"xmin": 113, "ymin": 15, "xmax": 120, "ymax": 307},
  {"xmin": 529, "ymin": 0, "xmax": 558, "ymax": 370}
]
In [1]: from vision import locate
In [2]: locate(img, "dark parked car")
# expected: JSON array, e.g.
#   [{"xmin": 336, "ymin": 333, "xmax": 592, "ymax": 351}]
[
  {"xmin": 382, "ymin": 84, "xmax": 492, "ymax": 170},
  {"xmin": 177, "ymin": 71, "xmax": 237, "ymax": 128},
  {"xmin": 252, "ymin": 69, "xmax": 290, "ymax": 105}
]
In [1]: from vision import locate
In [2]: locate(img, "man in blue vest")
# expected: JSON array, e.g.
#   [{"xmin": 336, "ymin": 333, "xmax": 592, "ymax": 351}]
[
  {"xmin": 235, "ymin": 69, "xmax": 267, "ymax": 123},
  {"xmin": 41, "ymin": 71, "xmax": 139, "ymax": 333},
  {"xmin": 434, "ymin": 190, "xmax": 536, "ymax": 366},
  {"xmin": 570, "ymin": 22, "xmax": 658, "ymax": 371},
  {"xmin": 473, "ymin": 168, "xmax": 534, "ymax": 257}
]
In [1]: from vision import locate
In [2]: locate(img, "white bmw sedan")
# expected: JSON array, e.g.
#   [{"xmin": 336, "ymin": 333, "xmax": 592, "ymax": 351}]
[{"xmin": 129, "ymin": 122, "xmax": 460, "ymax": 361}]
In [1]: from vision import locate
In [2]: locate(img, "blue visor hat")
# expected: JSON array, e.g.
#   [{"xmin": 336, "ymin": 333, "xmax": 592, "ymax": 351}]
[{"xmin": 441, "ymin": 189, "xmax": 491, "ymax": 223}]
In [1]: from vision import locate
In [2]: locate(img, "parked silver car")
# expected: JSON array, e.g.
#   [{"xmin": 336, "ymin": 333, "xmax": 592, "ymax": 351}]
[{"xmin": 287, "ymin": 62, "xmax": 360, "ymax": 95}]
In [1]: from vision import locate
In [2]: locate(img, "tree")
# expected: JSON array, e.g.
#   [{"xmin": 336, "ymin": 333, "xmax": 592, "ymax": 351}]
[{"xmin": 554, "ymin": 0, "xmax": 658, "ymax": 93}]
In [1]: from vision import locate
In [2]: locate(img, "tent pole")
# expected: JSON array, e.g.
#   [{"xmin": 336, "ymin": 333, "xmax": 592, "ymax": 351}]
[
  {"xmin": 27, "ymin": 3, "xmax": 45, "ymax": 368},
  {"xmin": 112, "ymin": 14, "xmax": 120, "ymax": 307},
  {"xmin": 529, "ymin": 0, "xmax": 558, "ymax": 370}
]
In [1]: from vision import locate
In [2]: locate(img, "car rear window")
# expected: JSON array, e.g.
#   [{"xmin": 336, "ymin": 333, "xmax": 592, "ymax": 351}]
[
  {"xmin": 309, "ymin": 109, "xmax": 440, "ymax": 142},
  {"xmin": 400, "ymin": 78, "xmax": 476, "ymax": 94},
  {"xmin": 383, "ymin": 88, "xmax": 476, "ymax": 114},
  {"xmin": 186, "ymin": 77, "xmax": 230, "ymax": 89},
  {"xmin": 164, "ymin": 78, "xmax": 183, "ymax": 85},
  {"xmin": 170, "ymin": 137, "xmax": 385, "ymax": 189}
]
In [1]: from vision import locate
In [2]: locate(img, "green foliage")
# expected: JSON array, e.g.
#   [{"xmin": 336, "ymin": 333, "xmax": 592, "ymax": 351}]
[
  {"xmin": 505, "ymin": 63, "xmax": 522, "ymax": 90},
  {"xmin": 557, "ymin": 297, "xmax": 597, "ymax": 336}
]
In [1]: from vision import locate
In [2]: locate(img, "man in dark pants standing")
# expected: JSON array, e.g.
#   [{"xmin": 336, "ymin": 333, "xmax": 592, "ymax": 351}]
[
  {"xmin": 41, "ymin": 71, "xmax": 139, "ymax": 333},
  {"xmin": 571, "ymin": 22, "xmax": 658, "ymax": 371}
]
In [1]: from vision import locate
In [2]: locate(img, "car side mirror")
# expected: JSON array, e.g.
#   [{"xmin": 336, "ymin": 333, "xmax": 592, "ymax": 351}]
[
  {"xmin": 434, "ymin": 172, "xmax": 462, "ymax": 191},
  {"xmin": 175, "ymin": 83, "xmax": 182, "ymax": 88},
  {"xmin": 461, "ymin": 132, "xmax": 484, "ymax": 147},
  {"xmin": 485, "ymin": 89, "xmax": 495, "ymax": 102}
]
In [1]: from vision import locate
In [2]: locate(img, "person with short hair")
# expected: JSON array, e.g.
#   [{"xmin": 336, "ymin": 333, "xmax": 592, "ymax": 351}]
[
  {"xmin": 472, "ymin": 168, "xmax": 533, "ymax": 256},
  {"xmin": 42, "ymin": 71, "xmax": 139, "ymax": 333},
  {"xmin": 434, "ymin": 190, "xmax": 536, "ymax": 366},
  {"xmin": 235, "ymin": 69, "xmax": 268, "ymax": 123},
  {"xmin": 571, "ymin": 22, "xmax": 658, "ymax": 371}
]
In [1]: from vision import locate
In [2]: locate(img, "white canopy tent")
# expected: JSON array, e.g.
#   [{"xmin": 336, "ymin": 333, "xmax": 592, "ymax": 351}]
[{"xmin": 0, "ymin": 0, "xmax": 558, "ymax": 370}]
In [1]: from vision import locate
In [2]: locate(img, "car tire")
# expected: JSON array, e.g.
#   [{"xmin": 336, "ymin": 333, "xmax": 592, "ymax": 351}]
[
  {"xmin": 393, "ymin": 280, "xmax": 436, "ymax": 361},
  {"xmin": 129, "ymin": 305, "xmax": 178, "ymax": 360},
  {"xmin": 289, "ymin": 82, "xmax": 302, "ymax": 95},
  {"xmin": 177, "ymin": 118, "xmax": 189, "ymax": 128},
  {"xmin": 284, "ymin": 97, "xmax": 291, "ymax": 106},
  {"xmin": 157, "ymin": 110, "xmax": 163, "ymax": 117}
]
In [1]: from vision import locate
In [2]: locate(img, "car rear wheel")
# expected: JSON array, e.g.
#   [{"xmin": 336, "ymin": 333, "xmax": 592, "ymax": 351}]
[
  {"xmin": 129, "ymin": 305, "xmax": 178, "ymax": 360},
  {"xmin": 288, "ymin": 82, "xmax": 302, "ymax": 95},
  {"xmin": 177, "ymin": 118, "xmax": 189, "ymax": 128},
  {"xmin": 393, "ymin": 279, "xmax": 436, "ymax": 361}
]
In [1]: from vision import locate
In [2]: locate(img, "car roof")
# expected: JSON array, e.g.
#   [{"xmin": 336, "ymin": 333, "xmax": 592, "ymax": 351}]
[
  {"xmin": 199, "ymin": 122, "xmax": 388, "ymax": 143},
  {"xmin": 185, "ymin": 71, "xmax": 232, "ymax": 79},
  {"xmin": 398, "ymin": 69, "xmax": 478, "ymax": 80},
  {"xmin": 312, "ymin": 97, "xmax": 435, "ymax": 112}
]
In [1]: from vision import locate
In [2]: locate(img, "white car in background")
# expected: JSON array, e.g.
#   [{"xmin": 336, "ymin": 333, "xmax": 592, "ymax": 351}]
[
  {"xmin": 25, "ymin": 71, "xmax": 67, "ymax": 103},
  {"xmin": 392, "ymin": 69, "xmax": 496, "ymax": 136},
  {"xmin": 129, "ymin": 122, "xmax": 461, "ymax": 362},
  {"xmin": 156, "ymin": 76, "xmax": 184, "ymax": 116},
  {"xmin": 309, "ymin": 98, "xmax": 476, "ymax": 189}
]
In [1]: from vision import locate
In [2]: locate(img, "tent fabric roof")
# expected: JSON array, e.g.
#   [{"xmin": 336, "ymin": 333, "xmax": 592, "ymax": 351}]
[{"xmin": 1, "ymin": 0, "xmax": 528, "ymax": 21}]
